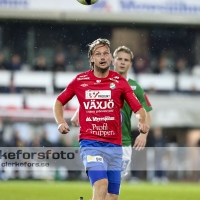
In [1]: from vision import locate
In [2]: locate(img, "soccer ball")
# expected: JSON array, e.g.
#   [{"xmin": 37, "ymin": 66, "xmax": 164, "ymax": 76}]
[{"xmin": 77, "ymin": 0, "xmax": 99, "ymax": 5}]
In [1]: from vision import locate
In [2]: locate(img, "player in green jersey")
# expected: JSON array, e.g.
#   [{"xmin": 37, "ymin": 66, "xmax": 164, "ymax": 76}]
[{"xmin": 112, "ymin": 46, "xmax": 152, "ymax": 177}]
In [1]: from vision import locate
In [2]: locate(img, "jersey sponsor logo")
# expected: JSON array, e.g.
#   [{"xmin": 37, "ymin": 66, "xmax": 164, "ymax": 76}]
[
  {"xmin": 114, "ymin": 76, "xmax": 120, "ymax": 79},
  {"xmin": 110, "ymin": 83, "xmax": 116, "ymax": 89},
  {"xmin": 86, "ymin": 116, "xmax": 114, "ymax": 122},
  {"xmin": 79, "ymin": 74, "xmax": 88, "ymax": 78},
  {"xmin": 87, "ymin": 155, "xmax": 103, "ymax": 163},
  {"xmin": 77, "ymin": 77, "xmax": 90, "ymax": 80},
  {"xmin": 121, "ymin": 160, "xmax": 130, "ymax": 171},
  {"xmin": 131, "ymin": 86, "xmax": 136, "ymax": 90},
  {"xmin": 85, "ymin": 90, "xmax": 111, "ymax": 99},
  {"xmin": 86, "ymin": 117, "xmax": 92, "ymax": 121},
  {"xmin": 93, "ymin": 116, "xmax": 115, "ymax": 122},
  {"xmin": 109, "ymin": 78, "xmax": 119, "ymax": 83},
  {"xmin": 86, "ymin": 123, "xmax": 115, "ymax": 137},
  {"xmin": 80, "ymin": 83, "xmax": 88, "ymax": 87},
  {"xmin": 96, "ymin": 80, "xmax": 101, "ymax": 83},
  {"xmin": 83, "ymin": 100, "xmax": 114, "ymax": 110}
]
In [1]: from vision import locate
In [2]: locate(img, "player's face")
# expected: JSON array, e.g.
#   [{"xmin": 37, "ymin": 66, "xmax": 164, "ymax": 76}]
[
  {"xmin": 90, "ymin": 44, "xmax": 112, "ymax": 71},
  {"xmin": 113, "ymin": 51, "xmax": 132, "ymax": 75}
]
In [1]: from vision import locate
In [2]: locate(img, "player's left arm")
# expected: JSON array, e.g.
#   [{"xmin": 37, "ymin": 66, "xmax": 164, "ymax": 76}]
[
  {"xmin": 133, "ymin": 111, "xmax": 151, "ymax": 151},
  {"xmin": 123, "ymin": 80, "xmax": 149, "ymax": 134},
  {"xmin": 71, "ymin": 107, "xmax": 80, "ymax": 127},
  {"xmin": 132, "ymin": 82, "xmax": 152, "ymax": 151}
]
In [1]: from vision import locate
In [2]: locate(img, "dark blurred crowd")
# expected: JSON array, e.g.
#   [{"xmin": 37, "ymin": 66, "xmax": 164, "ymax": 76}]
[
  {"xmin": 0, "ymin": 44, "xmax": 88, "ymax": 73},
  {"xmin": 1, "ymin": 47, "xmax": 200, "ymax": 96},
  {"xmin": 0, "ymin": 118, "xmax": 79, "ymax": 148},
  {"xmin": 1, "ymin": 48, "xmax": 200, "ymax": 75}
]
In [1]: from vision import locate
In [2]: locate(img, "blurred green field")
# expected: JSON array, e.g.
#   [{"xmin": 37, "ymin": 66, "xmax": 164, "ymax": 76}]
[{"xmin": 0, "ymin": 180, "xmax": 200, "ymax": 200}]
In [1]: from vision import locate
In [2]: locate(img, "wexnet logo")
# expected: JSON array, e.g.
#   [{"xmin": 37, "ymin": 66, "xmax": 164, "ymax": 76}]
[{"xmin": 85, "ymin": 90, "xmax": 111, "ymax": 99}]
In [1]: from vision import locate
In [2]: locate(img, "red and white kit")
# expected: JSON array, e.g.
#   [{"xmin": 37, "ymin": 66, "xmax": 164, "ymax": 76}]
[{"xmin": 57, "ymin": 70, "xmax": 142, "ymax": 145}]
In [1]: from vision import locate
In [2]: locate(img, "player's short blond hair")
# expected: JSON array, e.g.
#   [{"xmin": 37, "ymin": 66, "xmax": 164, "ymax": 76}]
[
  {"xmin": 113, "ymin": 46, "xmax": 134, "ymax": 61},
  {"xmin": 87, "ymin": 38, "xmax": 111, "ymax": 68}
]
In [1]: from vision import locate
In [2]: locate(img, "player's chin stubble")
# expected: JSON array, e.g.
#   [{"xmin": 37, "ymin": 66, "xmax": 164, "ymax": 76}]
[{"xmin": 95, "ymin": 65, "xmax": 110, "ymax": 73}]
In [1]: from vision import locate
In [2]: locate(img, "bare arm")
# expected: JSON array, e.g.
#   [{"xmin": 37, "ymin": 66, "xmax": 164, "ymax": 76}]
[
  {"xmin": 135, "ymin": 107, "xmax": 149, "ymax": 134},
  {"xmin": 146, "ymin": 112, "xmax": 151, "ymax": 129},
  {"xmin": 53, "ymin": 100, "xmax": 70, "ymax": 134},
  {"xmin": 71, "ymin": 107, "xmax": 79, "ymax": 127},
  {"xmin": 134, "ymin": 111, "xmax": 151, "ymax": 151}
]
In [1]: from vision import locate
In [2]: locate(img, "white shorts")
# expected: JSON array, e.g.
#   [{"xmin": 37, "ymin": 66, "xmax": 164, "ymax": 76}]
[{"xmin": 121, "ymin": 145, "xmax": 132, "ymax": 177}]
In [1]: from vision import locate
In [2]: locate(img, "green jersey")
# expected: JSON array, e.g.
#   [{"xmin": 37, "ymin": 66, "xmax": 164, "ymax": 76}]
[{"xmin": 121, "ymin": 78, "xmax": 153, "ymax": 146}]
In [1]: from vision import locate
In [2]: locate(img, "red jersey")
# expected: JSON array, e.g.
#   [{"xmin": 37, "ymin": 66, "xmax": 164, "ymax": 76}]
[{"xmin": 57, "ymin": 70, "xmax": 142, "ymax": 145}]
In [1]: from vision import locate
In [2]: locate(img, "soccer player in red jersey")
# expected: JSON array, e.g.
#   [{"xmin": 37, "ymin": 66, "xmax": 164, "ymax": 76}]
[{"xmin": 53, "ymin": 38, "xmax": 149, "ymax": 200}]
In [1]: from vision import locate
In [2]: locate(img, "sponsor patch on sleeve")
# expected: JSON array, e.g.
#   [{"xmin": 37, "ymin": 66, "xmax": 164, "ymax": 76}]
[{"xmin": 131, "ymin": 86, "xmax": 136, "ymax": 90}]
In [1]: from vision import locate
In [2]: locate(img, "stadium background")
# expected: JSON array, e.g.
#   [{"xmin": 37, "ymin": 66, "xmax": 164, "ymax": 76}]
[{"xmin": 0, "ymin": 0, "xmax": 200, "ymax": 198}]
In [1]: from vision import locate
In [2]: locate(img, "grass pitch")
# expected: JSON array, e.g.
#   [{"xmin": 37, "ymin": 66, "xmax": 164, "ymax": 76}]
[{"xmin": 0, "ymin": 180, "xmax": 200, "ymax": 200}]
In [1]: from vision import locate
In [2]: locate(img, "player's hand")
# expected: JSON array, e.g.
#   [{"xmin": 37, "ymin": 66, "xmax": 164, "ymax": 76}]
[
  {"xmin": 133, "ymin": 133, "xmax": 147, "ymax": 151},
  {"xmin": 137, "ymin": 123, "xmax": 149, "ymax": 134},
  {"xmin": 58, "ymin": 122, "xmax": 70, "ymax": 134}
]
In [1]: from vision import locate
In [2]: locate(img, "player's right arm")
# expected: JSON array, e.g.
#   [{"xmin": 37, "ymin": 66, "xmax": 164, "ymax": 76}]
[
  {"xmin": 53, "ymin": 79, "xmax": 76, "ymax": 134},
  {"xmin": 53, "ymin": 100, "xmax": 70, "ymax": 134},
  {"xmin": 146, "ymin": 112, "xmax": 151, "ymax": 127}
]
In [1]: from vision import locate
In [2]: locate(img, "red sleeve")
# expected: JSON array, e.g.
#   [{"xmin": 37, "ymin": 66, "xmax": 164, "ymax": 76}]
[
  {"xmin": 57, "ymin": 79, "xmax": 76, "ymax": 105},
  {"xmin": 122, "ymin": 79, "xmax": 142, "ymax": 113}
]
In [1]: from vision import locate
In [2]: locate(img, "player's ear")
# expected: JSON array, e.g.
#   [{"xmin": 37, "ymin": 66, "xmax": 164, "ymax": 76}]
[
  {"xmin": 129, "ymin": 61, "xmax": 133, "ymax": 69},
  {"xmin": 90, "ymin": 56, "xmax": 94, "ymax": 63},
  {"xmin": 112, "ymin": 57, "xmax": 115, "ymax": 65}
]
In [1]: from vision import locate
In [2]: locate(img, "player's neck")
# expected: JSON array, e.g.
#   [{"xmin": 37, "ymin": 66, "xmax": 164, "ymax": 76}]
[{"xmin": 93, "ymin": 68, "xmax": 109, "ymax": 78}]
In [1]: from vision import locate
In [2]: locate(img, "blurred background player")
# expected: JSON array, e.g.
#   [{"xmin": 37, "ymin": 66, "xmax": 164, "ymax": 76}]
[
  {"xmin": 53, "ymin": 38, "xmax": 149, "ymax": 200},
  {"xmin": 112, "ymin": 46, "xmax": 152, "ymax": 178}
]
